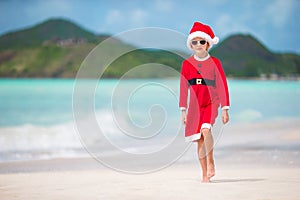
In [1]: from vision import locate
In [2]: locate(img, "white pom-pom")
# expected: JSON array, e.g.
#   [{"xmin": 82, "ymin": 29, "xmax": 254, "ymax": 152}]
[{"xmin": 212, "ymin": 36, "xmax": 219, "ymax": 44}]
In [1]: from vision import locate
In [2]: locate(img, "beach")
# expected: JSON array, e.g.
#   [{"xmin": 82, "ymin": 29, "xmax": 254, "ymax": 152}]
[
  {"xmin": 0, "ymin": 157, "xmax": 300, "ymax": 200},
  {"xmin": 1, "ymin": 79, "xmax": 300, "ymax": 199},
  {"xmin": 1, "ymin": 119, "xmax": 300, "ymax": 200},
  {"xmin": 1, "ymin": 122, "xmax": 300, "ymax": 200}
]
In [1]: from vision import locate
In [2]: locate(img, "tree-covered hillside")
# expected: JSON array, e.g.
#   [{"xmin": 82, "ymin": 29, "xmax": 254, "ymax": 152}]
[{"xmin": 0, "ymin": 18, "xmax": 299, "ymax": 78}]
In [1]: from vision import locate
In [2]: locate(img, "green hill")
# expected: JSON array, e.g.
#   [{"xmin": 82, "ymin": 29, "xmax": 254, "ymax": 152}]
[
  {"xmin": 0, "ymin": 18, "xmax": 299, "ymax": 78},
  {"xmin": 0, "ymin": 18, "xmax": 105, "ymax": 50},
  {"xmin": 0, "ymin": 18, "xmax": 185, "ymax": 78},
  {"xmin": 211, "ymin": 34, "xmax": 300, "ymax": 77}
]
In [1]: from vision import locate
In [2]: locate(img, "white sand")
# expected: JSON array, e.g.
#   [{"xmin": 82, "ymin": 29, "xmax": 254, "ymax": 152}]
[
  {"xmin": 0, "ymin": 159, "xmax": 299, "ymax": 200},
  {"xmin": 1, "ymin": 119, "xmax": 300, "ymax": 199}
]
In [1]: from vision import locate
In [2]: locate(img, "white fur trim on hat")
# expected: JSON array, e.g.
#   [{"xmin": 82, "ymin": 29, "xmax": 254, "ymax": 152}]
[{"xmin": 187, "ymin": 31, "xmax": 219, "ymax": 51}]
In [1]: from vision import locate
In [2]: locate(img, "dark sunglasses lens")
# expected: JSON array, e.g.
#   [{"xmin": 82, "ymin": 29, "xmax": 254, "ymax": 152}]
[
  {"xmin": 191, "ymin": 41, "xmax": 198, "ymax": 45},
  {"xmin": 191, "ymin": 40, "xmax": 207, "ymax": 45},
  {"xmin": 200, "ymin": 40, "xmax": 206, "ymax": 45}
]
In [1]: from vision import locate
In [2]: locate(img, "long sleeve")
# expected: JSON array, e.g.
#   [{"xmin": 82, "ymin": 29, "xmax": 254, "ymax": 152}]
[
  {"xmin": 179, "ymin": 60, "xmax": 189, "ymax": 109},
  {"xmin": 214, "ymin": 58, "xmax": 230, "ymax": 108}
]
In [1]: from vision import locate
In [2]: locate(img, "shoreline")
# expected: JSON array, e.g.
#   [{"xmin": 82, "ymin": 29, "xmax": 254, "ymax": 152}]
[
  {"xmin": 1, "ymin": 117, "xmax": 300, "ymax": 174},
  {"xmin": 0, "ymin": 77, "xmax": 300, "ymax": 81},
  {"xmin": 0, "ymin": 144, "xmax": 299, "ymax": 174}
]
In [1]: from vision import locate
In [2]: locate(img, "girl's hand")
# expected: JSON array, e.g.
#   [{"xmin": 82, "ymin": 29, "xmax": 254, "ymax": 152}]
[
  {"xmin": 222, "ymin": 109, "xmax": 229, "ymax": 124},
  {"xmin": 181, "ymin": 110, "xmax": 187, "ymax": 125}
]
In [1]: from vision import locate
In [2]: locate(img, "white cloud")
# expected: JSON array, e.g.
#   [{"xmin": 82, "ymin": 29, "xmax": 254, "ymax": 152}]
[
  {"xmin": 105, "ymin": 8, "xmax": 148, "ymax": 30},
  {"xmin": 215, "ymin": 14, "xmax": 249, "ymax": 37},
  {"xmin": 105, "ymin": 9, "xmax": 122, "ymax": 25},
  {"xmin": 154, "ymin": 0, "xmax": 174, "ymax": 12},
  {"xmin": 130, "ymin": 9, "xmax": 148, "ymax": 26},
  {"xmin": 265, "ymin": 0, "xmax": 297, "ymax": 28},
  {"xmin": 24, "ymin": 0, "xmax": 72, "ymax": 18},
  {"xmin": 205, "ymin": 0, "xmax": 228, "ymax": 6}
]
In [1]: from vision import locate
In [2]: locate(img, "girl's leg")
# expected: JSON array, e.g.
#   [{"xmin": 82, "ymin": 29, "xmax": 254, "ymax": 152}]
[
  {"xmin": 207, "ymin": 148, "xmax": 215, "ymax": 178},
  {"xmin": 197, "ymin": 137, "xmax": 210, "ymax": 182},
  {"xmin": 202, "ymin": 128, "xmax": 215, "ymax": 179}
]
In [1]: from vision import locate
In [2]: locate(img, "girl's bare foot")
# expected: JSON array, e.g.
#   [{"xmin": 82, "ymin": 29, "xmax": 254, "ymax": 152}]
[
  {"xmin": 202, "ymin": 176, "xmax": 211, "ymax": 183},
  {"xmin": 207, "ymin": 162, "xmax": 215, "ymax": 178}
]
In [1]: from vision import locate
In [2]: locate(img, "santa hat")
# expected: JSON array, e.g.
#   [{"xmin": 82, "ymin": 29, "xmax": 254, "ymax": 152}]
[{"xmin": 187, "ymin": 22, "xmax": 219, "ymax": 51}]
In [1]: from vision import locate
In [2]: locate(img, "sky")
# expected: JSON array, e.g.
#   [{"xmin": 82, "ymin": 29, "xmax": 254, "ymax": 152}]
[{"xmin": 0, "ymin": 0, "xmax": 299, "ymax": 54}]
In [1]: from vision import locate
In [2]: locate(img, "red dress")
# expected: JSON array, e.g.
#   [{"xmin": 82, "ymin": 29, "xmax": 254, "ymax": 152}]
[{"xmin": 179, "ymin": 55, "xmax": 230, "ymax": 142}]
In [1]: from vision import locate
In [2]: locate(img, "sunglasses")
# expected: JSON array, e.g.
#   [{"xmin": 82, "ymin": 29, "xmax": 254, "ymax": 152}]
[{"xmin": 191, "ymin": 40, "xmax": 207, "ymax": 45}]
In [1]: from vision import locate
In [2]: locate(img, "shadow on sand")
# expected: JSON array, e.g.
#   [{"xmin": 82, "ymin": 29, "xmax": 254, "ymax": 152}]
[{"xmin": 211, "ymin": 178, "xmax": 265, "ymax": 183}]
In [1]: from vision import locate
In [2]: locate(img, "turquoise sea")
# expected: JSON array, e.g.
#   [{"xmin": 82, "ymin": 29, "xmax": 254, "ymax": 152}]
[{"xmin": 0, "ymin": 78, "xmax": 300, "ymax": 162}]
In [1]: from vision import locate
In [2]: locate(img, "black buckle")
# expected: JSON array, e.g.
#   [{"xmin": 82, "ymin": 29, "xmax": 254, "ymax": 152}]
[{"xmin": 188, "ymin": 78, "xmax": 215, "ymax": 86}]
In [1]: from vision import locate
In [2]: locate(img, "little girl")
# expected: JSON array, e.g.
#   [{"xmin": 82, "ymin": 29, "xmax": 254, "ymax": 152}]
[{"xmin": 179, "ymin": 22, "xmax": 230, "ymax": 183}]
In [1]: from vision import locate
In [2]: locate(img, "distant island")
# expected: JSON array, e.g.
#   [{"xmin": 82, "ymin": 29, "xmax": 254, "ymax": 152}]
[{"xmin": 0, "ymin": 18, "xmax": 299, "ymax": 79}]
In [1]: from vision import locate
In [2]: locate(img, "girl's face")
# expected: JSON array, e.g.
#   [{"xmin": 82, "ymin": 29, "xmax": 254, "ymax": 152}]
[{"xmin": 190, "ymin": 37, "xmax": 209, "ymax": 53}]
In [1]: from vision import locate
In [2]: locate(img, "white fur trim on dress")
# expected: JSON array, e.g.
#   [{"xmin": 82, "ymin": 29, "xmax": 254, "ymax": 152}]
[
  {"xmin": 185, "ymin": 133, "xmax": 201, "ymax": 142},
  {"xmin": 185, "ymin": 123, "xmax": 212, "ymax": 142},
  {"xmin": 180, "ymin": 107, "xmax": 187, "ymax": 111},
  {"xmin": 201, "ymin": 123, "xmax": 212, "ymax": 130},
  {"xmin": 193, "ymin": 54, "xmax": 210, "ymax": 61},
  {"xmin": 222, "ymin": 106, "xmax": 230, "ymax": 110}
]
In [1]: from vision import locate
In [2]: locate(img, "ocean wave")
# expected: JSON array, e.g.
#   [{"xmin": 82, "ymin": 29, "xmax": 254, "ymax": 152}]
[
  {"xmin": 0, "ymin": 109, "xmax": 183, "ymax": 162},
  {"xmin": 0, "ymin": 122, "xmax": 86, "ymax": 161}
]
